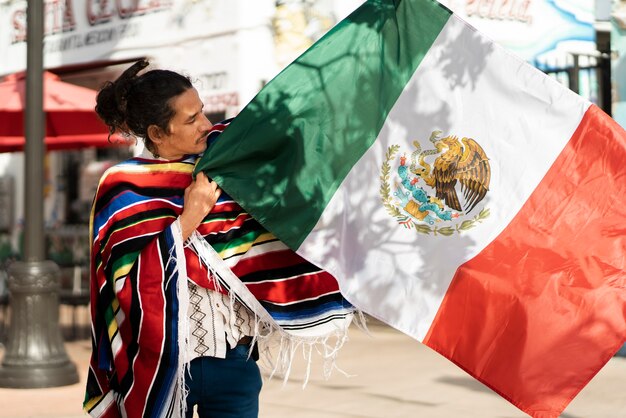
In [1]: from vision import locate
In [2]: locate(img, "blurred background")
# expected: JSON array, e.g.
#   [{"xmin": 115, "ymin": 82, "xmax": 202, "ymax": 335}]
[
  {"xmin": 0, "ymin": 0, "xmax": 624, "ymax": 304},
  {"xmin": 0, "ymin": 0, "xmax": 624, "ymax": 415}
]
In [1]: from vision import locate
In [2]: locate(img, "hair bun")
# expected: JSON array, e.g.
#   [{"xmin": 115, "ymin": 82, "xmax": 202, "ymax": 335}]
[
  {"xmin": 95, "ymin": 59, "xmax": 150, "ymax": 136},
  {"xmin": 114, "ymin": 60, "xmax": 149, "ymax": 116}
]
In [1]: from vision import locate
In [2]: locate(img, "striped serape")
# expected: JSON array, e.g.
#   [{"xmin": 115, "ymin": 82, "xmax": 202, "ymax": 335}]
[{"xmin": 84, "ymin": 122, "xmax": 355, "ymax": 418}]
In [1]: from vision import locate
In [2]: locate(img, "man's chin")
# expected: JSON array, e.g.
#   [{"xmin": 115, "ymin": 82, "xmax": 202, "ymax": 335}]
[{"xmin": 196, "ymin": 143, "xmax": 208, "ymax": 154}]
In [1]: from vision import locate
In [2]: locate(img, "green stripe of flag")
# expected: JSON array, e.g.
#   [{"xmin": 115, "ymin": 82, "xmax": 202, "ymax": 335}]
[{"xmin": 196, "ymin": 0, "xmax": 451, "ymax": 249}]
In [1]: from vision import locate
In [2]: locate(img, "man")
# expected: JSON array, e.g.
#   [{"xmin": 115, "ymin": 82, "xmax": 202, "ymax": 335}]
[{"xmin": 85, "ymin": 60, "xmax": 355, "ymax": 418}]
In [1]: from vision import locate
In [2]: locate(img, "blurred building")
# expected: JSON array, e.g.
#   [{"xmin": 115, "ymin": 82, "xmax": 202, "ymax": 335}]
[
  {"xmin": 0, "ymin": 0, "xmax": 362, "ymax": 291},
  {"xmin": 0, "ymin": 0, "xmax": 623, "ymax": 287},
  {"xmin": 612, "ymin": 0, "xmax": 626, "ymax": 127},
  {"xmin": 440, "ymin": 0, "xmax": 608, "ymax": 106}
]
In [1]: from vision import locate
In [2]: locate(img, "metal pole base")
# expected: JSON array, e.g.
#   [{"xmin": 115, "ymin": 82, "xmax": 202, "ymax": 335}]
[
  {"xmin": 0, "ymin": 260, "xmax": 79, "ymax": 388},
  {"xmin": 0, "ymin": 362, "xmax": 79, "ymax": 388}
]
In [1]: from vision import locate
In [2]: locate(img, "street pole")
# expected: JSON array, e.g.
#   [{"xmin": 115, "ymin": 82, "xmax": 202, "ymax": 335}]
[{"xmin": 0, "ymin": 0, "xmax": 78, "ymax": 387}]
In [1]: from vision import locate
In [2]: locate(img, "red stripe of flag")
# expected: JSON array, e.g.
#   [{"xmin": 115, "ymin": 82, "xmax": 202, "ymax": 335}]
[{"xmin": 424, "ymin": 105, "xmax": 626, "ymax": 418}]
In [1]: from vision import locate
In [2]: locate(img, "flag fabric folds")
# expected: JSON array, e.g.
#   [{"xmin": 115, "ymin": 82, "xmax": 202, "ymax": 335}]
[{"xmin": 195, "ymin": 0, "xmax": 626, "ymax": 416}]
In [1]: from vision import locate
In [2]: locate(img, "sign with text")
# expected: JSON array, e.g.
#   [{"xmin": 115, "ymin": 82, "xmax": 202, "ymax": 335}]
[
  {"xmin": 0, "ymin": 0, "xmax": 235, "ymax": 75},
  {"xmin": 441, "ymin": 0, "xmax": 595, "ymax": 63}
]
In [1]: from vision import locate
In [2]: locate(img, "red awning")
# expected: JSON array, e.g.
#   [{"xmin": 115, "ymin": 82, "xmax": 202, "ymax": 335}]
[{"xmin": 0, "ymin": 71, "xmax": 131, "ymax": 152}]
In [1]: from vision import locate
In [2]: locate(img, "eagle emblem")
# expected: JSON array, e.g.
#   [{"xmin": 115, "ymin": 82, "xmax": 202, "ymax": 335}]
[{"xmin": 380, "ymin": 131, "xmax": 491, "ymax": 235}]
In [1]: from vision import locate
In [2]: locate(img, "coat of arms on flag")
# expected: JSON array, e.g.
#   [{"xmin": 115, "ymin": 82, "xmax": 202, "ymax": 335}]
[
  {"xmin": 380, "ymin": 130, "xmax": 491, "ymax": 235},
  {"xmin": 194, "ymin": 0, "xmax": 626, "ymax": 416}
]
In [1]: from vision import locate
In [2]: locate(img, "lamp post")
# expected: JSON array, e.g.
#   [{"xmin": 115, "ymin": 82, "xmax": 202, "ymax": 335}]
[{"xmin": 0, "ymin": 0, "xmax": 78, "ymax": 387}]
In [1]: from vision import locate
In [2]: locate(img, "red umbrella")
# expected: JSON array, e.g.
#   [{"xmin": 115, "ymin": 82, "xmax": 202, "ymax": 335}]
[{"xmin": 0, "ymin": 71, "xmax": 131, "ymax": 152}]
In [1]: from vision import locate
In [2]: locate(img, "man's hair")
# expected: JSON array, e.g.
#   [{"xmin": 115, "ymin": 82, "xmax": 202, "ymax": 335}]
[{"xmin": 95, "ymin": 59, "xmax": 193, "ymax": 155}]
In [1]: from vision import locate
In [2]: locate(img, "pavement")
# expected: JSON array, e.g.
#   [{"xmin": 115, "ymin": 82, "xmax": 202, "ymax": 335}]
[{"xmin": 0, "ymin": 320, "xmax": 625, "ymax": 418}]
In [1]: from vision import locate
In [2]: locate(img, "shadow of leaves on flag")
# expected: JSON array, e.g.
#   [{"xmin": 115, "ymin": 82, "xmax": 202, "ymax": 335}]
[
  {"xmin": 195, "ymin": 2, "xmax": 626, "ymax": 418},
  {"xmin": 196, "ymin": 0, "xmax": 495, "ymax": 338}
]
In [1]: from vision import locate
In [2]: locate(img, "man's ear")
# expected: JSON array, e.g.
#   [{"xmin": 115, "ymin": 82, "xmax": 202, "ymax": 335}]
[{"xmin": 147, "ymin": 125, "xmax": 164, "ymax": 144}]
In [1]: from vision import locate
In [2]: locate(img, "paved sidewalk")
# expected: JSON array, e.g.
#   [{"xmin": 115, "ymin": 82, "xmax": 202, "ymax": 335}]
[{"xmin": 1, "ymin": 322, "xmax": 625, "ymax": 418}]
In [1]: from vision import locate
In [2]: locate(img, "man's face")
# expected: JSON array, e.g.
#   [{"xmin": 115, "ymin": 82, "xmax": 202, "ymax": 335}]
[{"xmin": 154, "ymin": 88, "xmax": 213, "ymax": 159}]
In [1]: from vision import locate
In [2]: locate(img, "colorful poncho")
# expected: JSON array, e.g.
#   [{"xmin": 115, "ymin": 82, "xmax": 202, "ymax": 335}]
[{"xmin": 84, "ymin": 122, "xmax": 355, "ymax": 418}]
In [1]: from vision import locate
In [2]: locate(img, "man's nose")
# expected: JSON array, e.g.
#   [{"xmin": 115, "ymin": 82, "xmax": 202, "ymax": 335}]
[{"xmin": 200, "ymin": 113, "xmax": 213, "ymax": 130}]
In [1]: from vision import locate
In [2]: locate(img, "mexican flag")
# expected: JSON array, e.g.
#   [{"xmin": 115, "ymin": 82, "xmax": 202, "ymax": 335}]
[{"xmin": 195, "ymin": 0, "xmax": 626, "ymax": 416}]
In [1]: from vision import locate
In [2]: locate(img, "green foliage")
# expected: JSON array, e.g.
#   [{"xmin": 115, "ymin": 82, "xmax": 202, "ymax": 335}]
[
  {"xmin": 380, "ymin": 145, "xmax": 403, "ymax": 218},
  {"xmin": 436, "ymin": 227, "xmax": 454, "ymax": 236}
]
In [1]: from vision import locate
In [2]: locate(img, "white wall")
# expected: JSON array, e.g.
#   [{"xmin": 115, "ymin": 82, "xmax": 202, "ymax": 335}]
[{"xmin": 236, "ymin": 0, "xmax": 278, "ymax": 108}]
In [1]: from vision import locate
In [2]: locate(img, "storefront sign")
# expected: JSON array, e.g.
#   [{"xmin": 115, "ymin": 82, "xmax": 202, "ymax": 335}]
[
  {"xmin": 441, "ymin": 0, "xmax": 595, "ymax": 63},
  {"xmin": 0, "ymin": 0, "xmax": 234, "ymax": 76}
]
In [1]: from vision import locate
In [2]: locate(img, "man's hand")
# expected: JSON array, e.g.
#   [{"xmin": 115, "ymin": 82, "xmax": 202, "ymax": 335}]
[{"xmin": 180, "ymin": 172, "xmax": 222, "ymax": 240}]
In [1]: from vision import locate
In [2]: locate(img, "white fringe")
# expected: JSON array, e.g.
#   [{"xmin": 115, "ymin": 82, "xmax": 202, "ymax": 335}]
[
  {"xmin": 186, "ymin": 231, "xmax": 365, "ymax": 386},
  {"xmin": 170, "ymin": 219, "xmax": 190, "ymax": 418}
]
